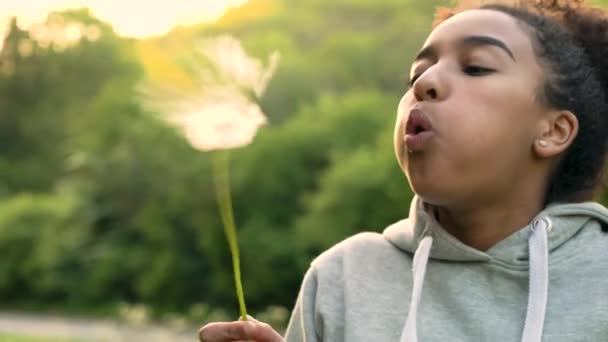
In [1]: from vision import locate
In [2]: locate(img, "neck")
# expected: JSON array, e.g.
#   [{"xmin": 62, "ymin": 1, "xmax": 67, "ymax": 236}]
[{"xmin": 433, "ymin": 196, "xmax": 544, "ymax": 251}]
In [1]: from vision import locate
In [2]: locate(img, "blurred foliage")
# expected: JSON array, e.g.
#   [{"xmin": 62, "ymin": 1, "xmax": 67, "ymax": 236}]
[
  {"xmin": 2, "ymin": 0, "xmax": 605, "ymax": 325},
  {"xmin": 0, "ymin": 335, "xmax": 87, "ymax": 342}
]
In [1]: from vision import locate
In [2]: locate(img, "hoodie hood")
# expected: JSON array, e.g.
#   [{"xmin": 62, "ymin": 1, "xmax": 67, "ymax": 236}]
[{"xmin": 383, "ymin": 195, "xmax": 608, "ymax": 265}]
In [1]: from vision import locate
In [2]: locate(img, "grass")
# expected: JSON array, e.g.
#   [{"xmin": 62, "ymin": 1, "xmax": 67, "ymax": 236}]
[{"xmin": 0, "ymin": 334, "xmax": 90, "ymax": 342}]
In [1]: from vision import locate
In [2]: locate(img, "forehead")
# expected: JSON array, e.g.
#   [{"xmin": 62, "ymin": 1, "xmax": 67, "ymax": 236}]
[{"xmin": 423, "ymin": 9, "xmax": 536, "ymax": 60}]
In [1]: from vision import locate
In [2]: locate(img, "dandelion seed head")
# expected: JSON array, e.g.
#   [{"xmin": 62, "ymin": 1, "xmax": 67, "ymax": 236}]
[{"xmin": 142, "ymin": 34, "xmax": 279, "ymax": 151}]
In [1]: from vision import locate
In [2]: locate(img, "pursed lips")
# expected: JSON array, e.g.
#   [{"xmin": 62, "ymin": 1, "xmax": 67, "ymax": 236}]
[
  {"xmin": 406, "ymin": 108, "xmax": 433, "ymax": 135},
  {"xmin": 404, "ymin": 108, "xmax": 435, "ymax": 152}
]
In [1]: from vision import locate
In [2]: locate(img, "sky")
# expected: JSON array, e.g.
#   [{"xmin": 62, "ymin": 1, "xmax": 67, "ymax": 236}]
[{"xmin": 0, "ymin": 0, "xmax": 249, "ymax": 41}]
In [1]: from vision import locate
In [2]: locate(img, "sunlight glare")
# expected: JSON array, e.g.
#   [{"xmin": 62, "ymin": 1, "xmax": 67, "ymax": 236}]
[{"xmin": 0, "ymin": 0, "xmax": 249, "ymax": 45}]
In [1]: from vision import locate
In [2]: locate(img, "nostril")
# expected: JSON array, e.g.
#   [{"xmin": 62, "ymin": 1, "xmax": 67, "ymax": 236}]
[{"xmin": 427, "ymin": 88, "xmax": 437, "ymax": 99}]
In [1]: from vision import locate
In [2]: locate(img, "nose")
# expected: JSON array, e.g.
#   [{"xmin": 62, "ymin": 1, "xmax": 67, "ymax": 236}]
[{"xmin": 412, "ymin": 66, "xmax": 444, "ymax": 102}]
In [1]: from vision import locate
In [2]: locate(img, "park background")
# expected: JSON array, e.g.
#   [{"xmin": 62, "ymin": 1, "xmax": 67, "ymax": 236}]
[{"xmin": 1, "ymin": 0, "xmax": 607, "ymax": 340}]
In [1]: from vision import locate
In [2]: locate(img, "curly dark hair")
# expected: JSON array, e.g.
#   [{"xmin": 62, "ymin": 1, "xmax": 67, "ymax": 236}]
[{"xmin": 434, "ymin": 0, "xmax": 608, "ymax": 205}]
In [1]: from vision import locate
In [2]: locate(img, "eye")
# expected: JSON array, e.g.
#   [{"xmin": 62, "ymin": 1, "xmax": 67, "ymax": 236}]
[{"xmin": 463, "ymin": 65, "xmax": 494, "ymax": 76}]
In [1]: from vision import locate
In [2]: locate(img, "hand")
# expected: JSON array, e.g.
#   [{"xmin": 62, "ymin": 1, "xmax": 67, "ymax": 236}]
[{"xmin": 198, "ymin": 316, "xmax": 284, "ymax": 342}]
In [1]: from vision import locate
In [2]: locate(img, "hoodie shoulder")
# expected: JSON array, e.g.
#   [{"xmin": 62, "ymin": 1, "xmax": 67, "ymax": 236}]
[
  {"xmin": 309, "ymin": 225, "xmax": 415, "ymax": 281},
  {"xmin": 311, "ymin": 231, "xmax": 393, "ymax": 267},
  {"xmin": 294, "ymin": 230, "xmax": 415, "ymax": 342}
]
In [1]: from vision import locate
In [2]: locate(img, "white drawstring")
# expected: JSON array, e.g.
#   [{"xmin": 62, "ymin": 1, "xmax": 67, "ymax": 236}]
[
  {"xmin": 521, "ymin": 217, "xmax": 551, "ymax": 342},
  {"xmin": 399, "ymin": 218, "xmax": 551, "ymax": 342},
  {"xmin": 400, "ymin": 235, "xmax": 433, "ymax": 342}
]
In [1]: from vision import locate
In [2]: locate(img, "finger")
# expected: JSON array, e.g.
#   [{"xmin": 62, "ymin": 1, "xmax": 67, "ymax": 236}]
[
  {"xmin": 199, "ymin": 321, "xmax": 250, "ymax": 342},
  {"xmin": 199, "ymin": 321, "xmax": 284, "ymax": 342}
]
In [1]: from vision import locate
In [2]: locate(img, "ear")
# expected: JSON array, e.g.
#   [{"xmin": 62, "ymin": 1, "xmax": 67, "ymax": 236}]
[{"xmin": 533, "ymin": 110, "xmax": 579, "ymax": 159}]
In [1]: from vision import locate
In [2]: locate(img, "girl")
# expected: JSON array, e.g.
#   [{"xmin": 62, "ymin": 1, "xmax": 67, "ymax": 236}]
[{"xmin": 199, "ymin": 0, "xmax": 608, "ymax": 340}]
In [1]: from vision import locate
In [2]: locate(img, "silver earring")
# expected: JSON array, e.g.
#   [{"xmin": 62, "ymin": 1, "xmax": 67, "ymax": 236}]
[{"xmin": 538, "ymin": 140, "xmax": 548, "ymax": 147}]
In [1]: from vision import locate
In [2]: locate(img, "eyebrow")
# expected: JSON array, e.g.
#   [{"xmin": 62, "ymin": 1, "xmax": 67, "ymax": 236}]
[{"xmin": 413, "ymin": 35, "xmax": 516, "ymax": 62}]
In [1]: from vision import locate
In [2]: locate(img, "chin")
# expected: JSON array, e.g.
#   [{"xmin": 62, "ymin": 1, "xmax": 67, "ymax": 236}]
[{"xmin": 406, "ymin": 175, "xmax": 452, "ymax": 207}]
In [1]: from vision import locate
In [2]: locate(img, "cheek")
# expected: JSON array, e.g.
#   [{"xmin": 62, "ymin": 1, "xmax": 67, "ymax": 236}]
[
  {"xmin": 446, "ymin": 89, "xmax": 536, "ymax": 169},
  {"xmin": 393, "ymin": 94, "xmax": 410, "ymax": 159},
  {"xmin": 446, "ymin": 90, "xmax": 504, "ymax": 141},
  {"xmin": 396, "ymin": 94, "xmax": 409, "ymax": 125}
]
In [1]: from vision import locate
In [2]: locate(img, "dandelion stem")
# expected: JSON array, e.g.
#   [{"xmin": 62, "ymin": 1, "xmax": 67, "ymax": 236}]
[{"xmin": 213, "ymin": 151, "xmax": 247, "ymax": 320}]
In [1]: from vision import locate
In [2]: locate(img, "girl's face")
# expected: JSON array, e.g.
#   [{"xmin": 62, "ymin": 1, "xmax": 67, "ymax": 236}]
[{"xmin": 394, "ymin": 9, "xmax": 551, "ymax": 207}]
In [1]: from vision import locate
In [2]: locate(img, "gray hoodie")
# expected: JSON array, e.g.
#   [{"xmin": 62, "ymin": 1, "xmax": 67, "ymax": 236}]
[{"xmin": 284, "ymin": 196, "xmax": 608, "ymax": 341}]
